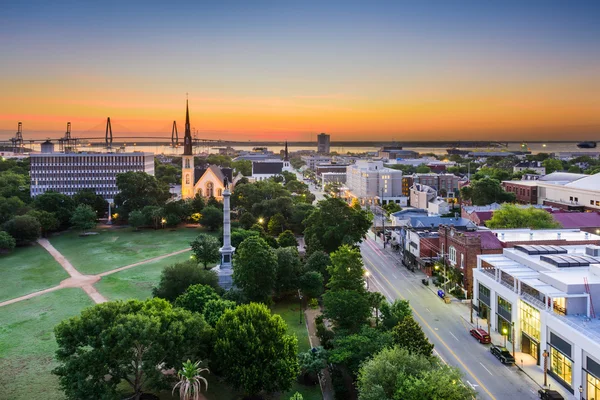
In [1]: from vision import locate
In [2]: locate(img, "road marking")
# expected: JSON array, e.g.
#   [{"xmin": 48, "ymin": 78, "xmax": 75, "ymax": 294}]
[
  {"xmin": 363, "ymin": 257, "xmax": 497, "ymax": 400},
  {"xmin": 467, "ymin": 380, "xmax": 479, "ymax": 389},
  {"xmin": 405, "ymin": 287, "xmax": 414, "ymax": 296},
  {"xmin": 530, "ymin": 389, "xmax": 536, "ymax": 394},
  {"xmin": 479, "ymin": 362, "xmax": 493, "ymax": 376},
  {"xmin": 449, "ymin": 331, "xmax": 459, "ymax": 341},
  {"xmin": 425, "ymin": 307, "xmax": 432, "ymax": 313},
  {"xmin": 503, "ymin": 365, "xmax": 513, "ymax": 373},
  {"xmin": 392, "ymin": 274, "xmax": 397, "ymax": 279}
]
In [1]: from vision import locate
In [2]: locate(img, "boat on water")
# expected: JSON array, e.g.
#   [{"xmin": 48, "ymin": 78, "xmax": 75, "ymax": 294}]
[
  {"xmin": 577, "ymin": 141, "xmax": 597, "ymax": 149},
  {"xmin": 446, "ymin": 148, "xmax": 471, "ymax": 156}
]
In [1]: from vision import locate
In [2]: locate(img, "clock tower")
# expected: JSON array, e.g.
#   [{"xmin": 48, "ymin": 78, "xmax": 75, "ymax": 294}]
[{"xmin": 181, "ymin": 100, "xmax": 194, "ymax": 199}]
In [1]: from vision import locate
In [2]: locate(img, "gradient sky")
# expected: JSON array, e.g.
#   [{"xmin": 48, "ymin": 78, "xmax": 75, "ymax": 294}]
[{"xmin": 1, "ymin": 1, "xmax": 599, "ymax": 141}]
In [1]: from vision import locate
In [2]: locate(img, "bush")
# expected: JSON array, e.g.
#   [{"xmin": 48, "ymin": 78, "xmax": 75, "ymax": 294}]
[
  {"xmin": 152, "ymin": 260, "xmax": 221, "ymax": 301},
  {"xmin": 315, "ymin": 315, "xmax": 334, "ymax": 350},
  {"xmin": 3, "ymin": 215, "xmax": 40, "ymax": 244},
  {"xmin": 174, "ymin": 284, "xmax": 220, "ymax": 314},
  {"xmin": 0, "ymin": 231, "xmax": 16, "ymax": 253}
]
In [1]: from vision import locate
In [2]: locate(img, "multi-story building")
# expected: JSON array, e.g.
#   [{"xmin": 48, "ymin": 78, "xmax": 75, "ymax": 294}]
[
  {"xmin": 409, "ymin": 183, "xmax": 437, "ymax": 210},
  {"xmin": 317, "ymin": 133, "xmax": 330, "ymax": 154},
  {"xmin": 30, "ymin": 141, "xmax": 154, "ymax": 201},
  {"xmin": 378, "ymin": 147, "xmax": 419, "ymax": 160},
  {"xmin": 513, "ymin": 161, "xmax": 546, "ymax": 175},
  {"xmin": 412, "ymin": 173, "xmax": 462, "ymax": 196},
  {"xmin": 345, "ymin": 160, "xmax": 404, "ymax": 205},
  {"xmin": 315, "ymin": 163, "xmax": 350, "ymax": 176},
  {"xmin": 473, "ymin": 243, "xmax": 600, "ymax": 397},
  {"xmin": 502, "ymin": 180, "xmax": 540, "ymax": 204},
  {"xmin": 301, "ymin": 155, "xmax": 331, "ymax": 170}
]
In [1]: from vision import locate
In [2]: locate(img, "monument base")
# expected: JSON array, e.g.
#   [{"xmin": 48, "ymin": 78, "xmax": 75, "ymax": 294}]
[{"xmin": 213, "ymin": 265, "xmax": 234, "ymax": 290}]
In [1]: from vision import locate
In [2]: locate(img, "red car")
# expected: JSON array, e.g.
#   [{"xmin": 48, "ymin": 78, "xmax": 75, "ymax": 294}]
[{"xmin": 470, "ymin": 328, "xmax": 491, "ymax": 344}]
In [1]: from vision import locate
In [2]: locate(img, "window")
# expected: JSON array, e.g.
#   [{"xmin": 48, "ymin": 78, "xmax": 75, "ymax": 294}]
[
  {"xmin": 460, "ymin": 254, "xmax": 464, "ymax": 269},
  {"xmin": 596, "ymin": 201, "xmax": 600, "ymax": 206},
  {"xmin": 550, "ymin": 347, "xmax": 572, "ymax": 386},
  {"xmin": 592, "ymin": 200, "xmax": 595, "ymax": 205},
  {"xmin": 575, "ymin": 197, "xmax": 579, "ymax": 202},
  {"xmin": 185, "ymin": 158, "xmax": 190, "ymax": 169},
  {"xmin": 185, "ymin": 174, "xmax": 190, "ymax": 185},
  {"xmin": 449, "ymin": 246, "xmax": 457, "ymax": 265},
  {"xmin": 520, "ymin": 301, "xmax": 541, "ymax": 341},
  {"xmin": 587, "ymin": 373, "xmax": 600, "ymax": 400}
]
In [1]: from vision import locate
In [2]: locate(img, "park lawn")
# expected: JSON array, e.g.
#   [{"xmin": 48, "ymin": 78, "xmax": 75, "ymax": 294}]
[
  {"xmin": 0, "ymin": 288, "xmax": 95, "ymax": 400},
  {"xmin": 49, "ymin": 226, "xmax": 211, "ymax": 275},
  {"xmin": 95, "ymin": 250, "xmax": 194, "ymax": 301},
  {"xmin": 0, "ymin": 243, "xmax": 69, "ymax": 302}
]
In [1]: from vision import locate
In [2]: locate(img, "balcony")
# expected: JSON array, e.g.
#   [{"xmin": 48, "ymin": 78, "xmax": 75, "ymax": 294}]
[{"xmin": 521, "ymin": 292, "xmax": 545, "ymax": 310}]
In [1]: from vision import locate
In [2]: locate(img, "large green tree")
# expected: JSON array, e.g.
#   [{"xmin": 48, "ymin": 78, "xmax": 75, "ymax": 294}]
[
  {"xmin": 70, "ymin": 204, "xmax": 97, "ymax": 233},
  {"xmin": 460, "ymin": 177, "xmax": 515, "ymax": 206},
  {"xmin": 357, "ymin": 346, "xmax": 475, "ymax": 400},
  {"xmin": 153, "ymin": 260, "xmax": 220, "ymax": 301},
  {"xmin": 323, "ymin": 289, "xmax": 371, "ymax": 332},
  {"xmin": 202, "ymin": 298, "xmax": 237, "ymax": 327},
  {"xmin": 299, "ymin": 271, "xmax": 324, "ymax": 299},
  {"xmin": 304, "ymin": 250, "xmax": 331, "ymax": 283},
  {"xmin": 190, "ymin": 234, "xmax": 220, "ymax": 269},
  {"xmin": 175, "ymin": 284, "xmax": 220, "ymax": 314},
  {"xmin": 0, "ymin": 195, "xmax": 26, "ymax": 224},
  {"xmin": 326, "ymin": 245, "xmax": 366, "ymax": 292},
  {"xmin": 214, "ymin": 303, "xmax": 299, "ymax": 396},
  {"xmin": 32, "ymin": 191, "xmax": 75, "ymax": 229},
  {"xmin": 73, "ymin": 189, "xmax": 108, "ymax": 218},
  {"xmin": 304, "ymin": 197, "xmax": 372, "ymax": 252},
  {"xmin": 26, "ymin": 209, "xmax": 59, "ymax": 237},
  {"xmin": 199, "ymin": 205, "xmax": 223, "ymax": 231},
  {"xmin": 486, "ymin": 204, "xmax": 561, "ymax": 229},
  {"xmin": 0, "ymin": 171, "xmax": 29, "ymax": 202},
  {"xmin": 380, "ymin": 299, "xmax": 411, "ymax": 330},
  {"xmin": 233, "ymin": 236, "xmax": 277, "ymax": 303},
  {"xmin": 115, "ymin": 171, "xmax": 171, "ymax": 217},
  {"xmin": 274, "ymin": 247, "xmax": 303, "ymax": 296},
  {"xmin": 392, "ymin": 314, "xmax": 434, "ymax": 357},
  {"xmin": 0, "ymin": 231, "xmax": 16, "ymax": 253},
  {"xmin": 128, "ymin": 210, "xmax": 146, "ymax": 230},
  {"xmin": 543, "ymin": 158, "xmax": 564, "ymax": 174},
  {"xmin": 3, "ymin": 215, "xmax": 40, "ymax": 244},
  {"xmin": 329, "ymin": 326, "xmax": 393, "ymax": 376},
  {"xmin": 231, "ymin": 228, "xmax": 260, "ymax": 248},
  {"xmin": 277, "ymin": 230, "xmax": 298, "ymax": 248},
  {"xmin": 53, "ymin": 298, "xmax": 213, "ymax": 400}
]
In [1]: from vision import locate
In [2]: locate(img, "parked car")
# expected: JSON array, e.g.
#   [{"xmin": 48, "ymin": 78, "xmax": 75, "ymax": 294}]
[
  {"xmin": 469, "ymin": 328, "xmax": 491, "ymax": 344},
  {"xmin": 490, "ymin": 344, "xmax": 515, "ymax": 364},
  {"xmin": 538, "ymin": 389, "xmax": 564, "ymax": 400},
  {"xmin": 421, "ymin": 278, "xmax": 429, "ymax": 286}
]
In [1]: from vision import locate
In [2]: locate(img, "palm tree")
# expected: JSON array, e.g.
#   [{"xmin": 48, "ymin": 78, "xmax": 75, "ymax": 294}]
[{"xmin": 172, "ymin": 360, "xmax": 210, "ymax": 400}]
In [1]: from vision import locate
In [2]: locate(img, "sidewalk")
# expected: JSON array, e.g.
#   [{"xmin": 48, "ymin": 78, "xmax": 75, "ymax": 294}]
[{"xmin": 304, "ymin": 308, "xmax": 334, "ymax": 400}]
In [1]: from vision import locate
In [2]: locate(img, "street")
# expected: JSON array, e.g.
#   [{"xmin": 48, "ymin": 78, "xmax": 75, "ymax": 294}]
[{"xmin": 361, "ymin": 235, "xmax": 542, "ymax": 400}]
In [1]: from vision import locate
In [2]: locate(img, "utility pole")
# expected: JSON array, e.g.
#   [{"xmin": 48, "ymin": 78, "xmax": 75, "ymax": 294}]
[
  {"xmin": 543, "ymin": 349, "xmax": 549, "ymax": 386},
  {"xmin": 511, "ymin": 322, "xmax": 515, "ymax": 359}
]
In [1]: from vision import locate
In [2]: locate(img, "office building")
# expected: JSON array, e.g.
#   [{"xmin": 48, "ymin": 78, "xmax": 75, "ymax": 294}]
[
  {"xmin": 317, "ymin": 133, "xmax": 330, "ymax": 154},
  {"xmin": 302, "ymin": 154, "xmax": 331, "ymax": 170},
  {"xmin": 345, "ymin": 160, "xmax": 405, "ymax": 205},
  {"xmin": 30, "ymin": 141, "xmax": 154, "ymax": 202}
]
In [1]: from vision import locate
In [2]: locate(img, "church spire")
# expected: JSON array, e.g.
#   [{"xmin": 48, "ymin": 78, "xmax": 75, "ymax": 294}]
[
  {"xmin": 183, "ymin": 99, "xmax": 193, "ymax": 155},
  {"xmin": 284, "ymin": 140, "xmax": 289, "ymax": 161}
]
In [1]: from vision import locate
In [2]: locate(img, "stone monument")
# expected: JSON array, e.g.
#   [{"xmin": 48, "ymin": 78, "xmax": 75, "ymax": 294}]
[{"xmin": 215, "ymin": 177, "xmax": 235, "ymax": 289}]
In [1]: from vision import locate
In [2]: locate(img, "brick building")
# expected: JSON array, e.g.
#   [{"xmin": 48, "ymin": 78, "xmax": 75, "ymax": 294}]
[{"xmin": 502, "ymin": 180, "xmax": 539, "ymax": 204}]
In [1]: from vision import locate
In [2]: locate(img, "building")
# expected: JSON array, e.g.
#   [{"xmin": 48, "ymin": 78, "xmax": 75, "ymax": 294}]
[
  {"xmin": 513, "ymin": 161, "xmax": 546, "ymax": 175},
  {"xmin": 345, "ymin": 160, "xmax": 405, "ymax": 205},
  {"xmin": 317, "ymin": 133, "xmax": 330, "ymax": 154},
  {"xmin": 427, "ymin": 197, "xmax": 450, "ymax": 215},
  {"xmin": 233, "ymin": 148, "xmax": 276, "ymax": 161},
  {"xmin": 410, "ymin": 183, "xmax": 437, "ymax": 210},
  {"xmin": 315, "ymin": 163, "xmax": 350, "ymax": 176},
  {"xmin": 390, "ymin": 208, "xmax": 428, "ymax": 227},
  {"xmin": 503, "ymin": 180, "xmax": 540, "ymax": 204},
  {"xmin": 462, "ymin": 203, "xmax": 503, "ymax": 225},
  {"xmin": 251, "ymin": 142, "xmax": 292, "ymax": 181},
  {"xmin": 320, "ymin": 172, "xmax": 346, "ymax": 186},
  {"xmin": 377, "ymin": 146, "xmax": 419, "ymax": 160},
  {"xmin": 301, "ymin": 155, "xmax": 331, "ymax": 170},
  {"xmin": 473, "ymin": 243, "xmax": 600, "ymax": 397},
  {"xmin": 30, "ymin": 141, "xmax": 154, "ymax": 202}
]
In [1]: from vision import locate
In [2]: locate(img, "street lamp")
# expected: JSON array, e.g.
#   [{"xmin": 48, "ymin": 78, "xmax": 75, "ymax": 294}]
[
  {"xmin": 543, "ymin": 349, "xmax": 549, "ymax": 386},
  {"xmin": 502, "ymin": 327, "xmax": 508, "ymax": 347},
  {"xmin": 364, "ymin": 270, "xmax": 370, "ymax": 290},
  {"xmin": 161, "ymin": 218, "xmax": 166, "ymax": 229},
  {"xmin": 258, "ymin": 217, "xmax": 264, "ymax": 224},
  {"xmin": 579, "ymin": 385, "xmax": 583, "ymax": 400},
  {"xmin": 511, "ymin": 322, "xmax": 515, "ymax": 359},
  {"xmin": 298, "ymin": 289, "xmax": 303, "ymax": 325}
]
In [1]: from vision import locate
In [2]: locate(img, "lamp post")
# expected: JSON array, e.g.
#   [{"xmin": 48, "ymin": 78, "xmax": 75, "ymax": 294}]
[
  {"xmin": 511, "ymin": 322, "xmax": 516, "ymax": 359},
  {"xmin": 161, "ymin": 218, "xmax": 166, "ymax": 229},
  {"xmin": 543, "ymin": 349, "xmax": 549, "ymax": 386},
  {"xmin": 258, "ymin": 217, "xmax": 264, "ymax": 225},
  {"xmin": 579, "ymin": 385, "xmax": 583, "ymax": 400},
  {"xmin": 298, "ymin": 289, "xmax": 303, "ymax": 325},
  {"xmin": 502, "ymin": 327, "xmax": 508, "ymax": 347},
  {"xmin": 364, "ymin": 270, "xmax": 370, "ymax": 290}
]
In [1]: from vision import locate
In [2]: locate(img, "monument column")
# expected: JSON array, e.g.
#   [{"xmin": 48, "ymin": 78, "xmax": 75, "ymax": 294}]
[{"xmin": 217, "ymin": 179, "xmax": 235, "ymax": 289}]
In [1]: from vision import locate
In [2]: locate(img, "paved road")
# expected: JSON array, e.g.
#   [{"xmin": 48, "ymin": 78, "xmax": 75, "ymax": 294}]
[{"xmin": 361, "ymin": 236, "xmax": 540, "ymax": 400}]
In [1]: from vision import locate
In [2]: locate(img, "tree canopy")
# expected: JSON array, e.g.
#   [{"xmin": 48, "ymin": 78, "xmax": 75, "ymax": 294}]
[
  {"xmin": 214, "ymin": 303, "xmax": 299, "ymax": 395},
  {"xmin": 175, "ymin": 284, "xmax": 221, "ymax": 314},
  {"xmin": 485, "ymin": 204, "xmax": 561, "ymax": 229},
  {"xmin": 190, "ymin": 234, "xmax": 221, "ymax": 269},
  {"xmin": 3, "ymin": 215, "xmax": 40, "ymax": 244},
  {"xmin": 115, "ymin": 171, "xmax": 171, "ymax": 217},
  {"xmin": 392, "ymin": 314, "xmax": 434, "ymax": 357},
  {"xmin": 152, "ymin": 260, "xmax": 220, "ymax": 301},
  {"xmin": 70, "ymin": 204, "xmax": 97, "ymax": 232},
  {"xmin": 199, "ymin": 205, "xmax": 223, "ymax": 231},
  {"xmin": 232, "ymin": 236, "xmax": 277, "ymax": 303},
  {"xmin": 460, "ymin": 177, "xmax": 515, "ymax": 206}
]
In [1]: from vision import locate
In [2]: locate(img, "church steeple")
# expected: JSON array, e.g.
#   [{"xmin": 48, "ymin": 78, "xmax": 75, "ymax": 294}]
[
  {"xmin": 183, "ymin": 99, "xmax": 193, "ymax": 156},
  {"xmin": 284, "ymin": 140, "xmax": 289, "ymax": 161}
]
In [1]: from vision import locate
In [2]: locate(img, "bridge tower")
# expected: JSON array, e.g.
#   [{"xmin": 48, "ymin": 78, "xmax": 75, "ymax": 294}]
[
  {"xmin": 105, "ymin": 117, "xmax": 113, "ymax": 150},
  {"xmin": 171, "ymin": 121, "xmax": 178, "ymax": 148}
]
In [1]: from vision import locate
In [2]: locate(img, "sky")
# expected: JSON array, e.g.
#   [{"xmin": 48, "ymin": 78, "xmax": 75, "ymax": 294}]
[{"xmin": 1, "ymin": 1, "xmax": 599, "ymax": 142}]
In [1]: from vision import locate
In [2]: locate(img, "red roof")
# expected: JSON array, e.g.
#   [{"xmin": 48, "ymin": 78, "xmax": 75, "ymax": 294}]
[
  {"xmin": 552, "ymin": 212, "xmax": 600, "ymax": 229},
  {"xmin": 464, "ymin": 231, "xmax": 504, "ymax": 250},
  {"xmin": 474, "ymin": 211, "xmax": 494, "ymax": 223}
]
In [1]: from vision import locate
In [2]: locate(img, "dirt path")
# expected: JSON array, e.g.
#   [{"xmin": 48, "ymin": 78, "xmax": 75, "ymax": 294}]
[{"xmin": 0, "ymin": 244, "xmax": 192, "ymax": 308}]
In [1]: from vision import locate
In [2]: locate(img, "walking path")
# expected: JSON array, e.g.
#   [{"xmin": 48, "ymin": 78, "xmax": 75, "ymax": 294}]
[
  {"xmin": 0, "ymin": 241, "xmax": 191, "ymax": 308},
  {"xmin": 304, "ymin": 307, "xmax": 334, "ymax": 400}
]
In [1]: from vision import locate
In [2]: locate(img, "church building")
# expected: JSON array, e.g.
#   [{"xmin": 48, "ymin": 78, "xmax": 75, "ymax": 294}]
[{"xmin": 181, "ymin": 101, "xmax": 242, "ymax": 200}]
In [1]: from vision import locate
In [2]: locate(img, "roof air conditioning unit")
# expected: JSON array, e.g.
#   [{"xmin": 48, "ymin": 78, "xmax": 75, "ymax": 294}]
[{"xmin": 585, "ymin": 246, "xmax": 600, "ymax": 257}]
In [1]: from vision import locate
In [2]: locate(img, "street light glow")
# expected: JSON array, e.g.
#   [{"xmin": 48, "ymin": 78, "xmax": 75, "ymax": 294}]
[
  {"xmin": 502, "ymin": 328, "xmax": 508, "ymax": 335},
  {"xmin": 258, "ymin": 217, "xmax": 264, "ymax": 224},
  {"xmin": 364, "ymin": 270, "xmax": 370, "ymax": 277}
]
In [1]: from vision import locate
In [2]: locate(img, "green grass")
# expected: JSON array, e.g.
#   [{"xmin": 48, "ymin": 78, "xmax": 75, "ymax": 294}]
[
  {"xmin": 0, "ymin": 288, "xmax": 94, "ymax": 400},
  {"xmin": 272, "ymin": 300, "xmax": 312, "ymax": 353},
  {"xmin": 95, "ymin": 250, "xmax": 193, "ymax": 301},
  {"xmin": 0, "ymin": 244, "xmax": 69, "ymax": 302},
  {"xmin": 49, "ymin": 227, "xmax": 211, "ymax": 274}
]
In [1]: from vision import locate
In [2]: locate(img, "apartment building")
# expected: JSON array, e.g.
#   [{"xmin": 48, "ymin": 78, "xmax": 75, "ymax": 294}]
[{"xmin": 345, "ymin": 160, "xmax": 404, "ymax": 205}]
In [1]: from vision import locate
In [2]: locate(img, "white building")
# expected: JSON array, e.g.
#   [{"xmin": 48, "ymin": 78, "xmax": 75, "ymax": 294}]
[
  {"xmin": 539, "ymin": 173, "xmax": 600, "ymax": 211},
  {"xmin": 409, "ymin": 183, "xmax": 437, "ymax": 210},
  {"xmin": 345, "ymin": 160, "xmax": 405, "ymax": 205},
  {"xmin": 513, "ymin": 161, "xmax": 546, "ymax": 175},
  {"xmin": 301, "ymin": 154, "xmax": 331, "ymax": 170},
  {"xmin": 30, "ymin": 142, "xmax": 154, "ymax": 201},
  {"xmin": 427, "ymin": 197, "xmax": 450, "ymax": 215},
  {"xmin": 474, "ymin": 242, "xmax": 600, "ymax": 398}
]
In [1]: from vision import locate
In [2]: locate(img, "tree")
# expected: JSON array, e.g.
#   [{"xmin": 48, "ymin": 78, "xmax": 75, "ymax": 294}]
[
  {"xmin": 115, "ymin": 171, "xmax": 171, "ymax": 217},
  {"xmin": 232, "ymin": 236, "xmax": 277, "ymax": 303},
  {"xmin": 0, "ymin": 171, "xmax": 30, "ymax": 202},
  {"xmin": 327, "ymin": 245, "xmax": 366, "ymax": 292},
  {"xmin": 568, "ymin": 165, "xmax": 582, "ymax": 173},
  {"xmin": 0, "ymin": 195, "xmax": 25, "ymax": 224},
  {"xmin": 199, "ymin": 205, "xmax": 223, "ymax": 231},
  {"xmin": 232, "ymin": 159, "xmax": 252, "ymax": 176},
  {"xmin": 175, "ymin": 284, "xmax": 220, "ymax": 314},
  {"xmin": 485, "ymin": 204, "xmax": 561, "ymax": 229},
  {"xmin": 231, "ymin": 228, "xmax": 260, "ymax": 248},
  {"xmin": 392, "ymin": 314, "xmax": 434, "ymax": 357},
  {"xmin": 460, "ymin": 177, "xmax": 515, "ymax": 206},
  {"xmin": 0, "ymin": 231, "xmax": 16, "ymax": 253},
  {"xmin": 128, "ymin": 210, "xmax": 146, "ymax": 231},
  {"xmin": 268, "ymin": 212, "xmax": 286, "ymax": 235},
  {"xmin": 383, "ymin": 202, "xmax": 401, "ymax": 215},
  {"xmin": 3, "ymin": 215, "xmax": 40, "ymax": 244},
  {"xmin": 278, "ymin": 230, "xmax": 298, "ymax": 248},
  {"xmin": 190, "ymin": 234, "xmax": 220, "ymax": 269},
  {"xmin": 304, "ymin": 197, "xmax": 372, "ymax": 253},
  {"xmin": 32, "ymin": 191, "xmax": 75, "ymax": 229},
  {"xmin": 368, "ymin": 291, "xmax": 386, "ymax": 326},
  {"xmin": 155, "ymin": 162, "xmax": 181, "ymax": 185},
  {"xmin": 142, "ymin": 205, "xmax": 164, "ymax": 229},
  {"xmin": 238, "ymin": 211, "xmax": 256, "ymax": 230},
  {"xmin": 298, "ymin": 346, "xmax": 327, "ymax": 383},
  {"xmin": 299, "ymin": 271, "xmax": 324, "ymax": 299},
  {"xmin": 380, "ymin": 299, "xmax": 411, "ymax": 330},
  {"xmin": 153, "ymin": 260, "xmax": 220, "ymax": 301},
  {"xmin": 415, "ymin": 164, "xmax": 431, "ymax": 173},
  {"xmin": 70, "ymin": 204, "xmax": 97, "ymax": 233},
  {"xmin": 190, "ymin": 193, "xmax": 205, "ymax": 214},
  {"xmin": 214, "ymin": 303, "xmax": 299, "ymax": 396},
  {"xmin": 543, "ymin": 158, "xmax": 564, "ymax": 174},
  {"xmin": 26, "ymin": 209, "xmax": 59, "ymax": 237},
  {"xmin": 323, "ymin": 289, "xmax": 371, "ymax": 332},
  {"xmin": 73, "ymin": 189, "xmax": 108, "ymax": 218},
  {"xmin": 357, "ymin": 346, "xmax": 474, "ymax": 400},
  {"xmin": 328, "ymin": 326, "xmax": 393, "ymax": 376},
  {"xmin": 53, "ymin": 298, "xmax": 213, "ymax": 400},
  {"xmin": 274, "ymin": 247, "xmax": 303, "ymax": 296},
  {"xmin": 172, "ymin": 360, "xmax": 209, "ymax": 400},
  {"xmin": 202, "ymin": 298, "xmax": 237, "ymax": 327},
  {"xmin": 304, "ymin": 251, "xmax": 331, "ymax": 283}
]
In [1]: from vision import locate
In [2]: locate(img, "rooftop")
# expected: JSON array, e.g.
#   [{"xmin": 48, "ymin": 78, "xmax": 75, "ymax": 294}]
[
  {"xmin": 553, "ymin": 212, "xmax": 600, "ymax": 229},
  {"xmin": 492, "ymin": 228, "xmax": 600, "ymax": 243},
  {"xmin": 564, "ymin": 172, "xmax": 600, "ymax": 190}
]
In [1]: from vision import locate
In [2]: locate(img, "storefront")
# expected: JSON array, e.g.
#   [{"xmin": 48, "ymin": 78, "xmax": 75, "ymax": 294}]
[
  {"xmin": 478, "ymin": 283, "xmax": 491, "ymax": 320},
  {"xmin": 520, "ymin": 301, "xmax": 541, "ymax": 364},
  {"xmin": 548, "ymin": 332, "xmax": 573, "ymax": 392},
  {"xmin": 497, "ymin": 295, "xmax": 513, "ymax": 343},
  {"xmin": 585, "ymin": 356, "xmax": 600, "ymax": 400}
]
